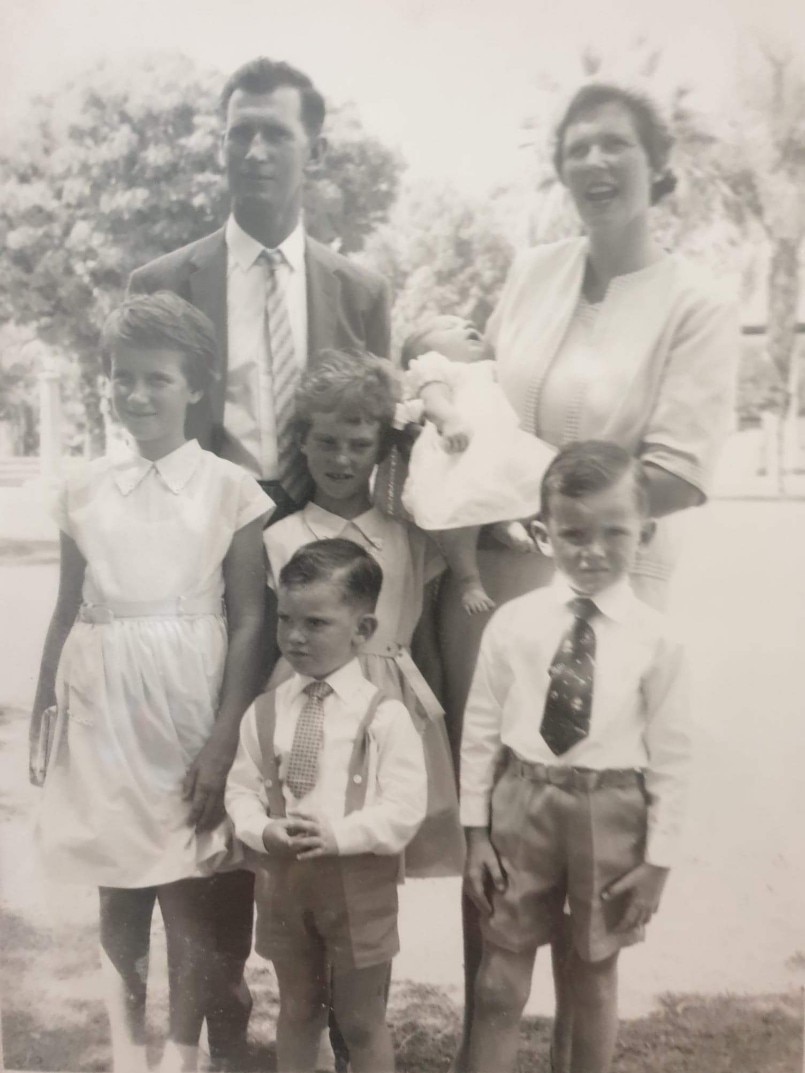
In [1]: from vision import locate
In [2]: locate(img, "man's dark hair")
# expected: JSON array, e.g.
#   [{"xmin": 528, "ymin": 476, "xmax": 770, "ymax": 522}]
[
  {"xmin": 279, "ymin": 538, "xmax": 382, "ymax": 612},
  {"xmin": 540, "ymin": 441, "xmax": 650, "ymax": 519},
  {"xmin": 100, "ymin": 291, "xmax": 220, "ymax": 393},
  {"xmin": 553, "ymin": 82, "xmax": 677, "ymax": 204},
  {"xmin": 220, "ymin": 57, "xmax": 326, "ymax": 138}
]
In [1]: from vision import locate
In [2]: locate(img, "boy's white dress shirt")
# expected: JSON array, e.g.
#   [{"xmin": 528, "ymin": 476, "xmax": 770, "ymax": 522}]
[
  {"xmin": 222, "ymin": 215, "xmax": 308, "ymax": 479},
  {"xmin": 459, "ymin": 576, "xmax": 691, "ymax": 868},
  {"xmin": 226, "ymin": 659, "xmax": 426, "ymax": 857}
]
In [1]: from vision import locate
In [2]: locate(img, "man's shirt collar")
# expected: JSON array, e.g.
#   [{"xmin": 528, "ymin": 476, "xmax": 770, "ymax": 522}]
[{"xmin": 225, "ymin": 214, "xmax": 306, "ymax": 274}]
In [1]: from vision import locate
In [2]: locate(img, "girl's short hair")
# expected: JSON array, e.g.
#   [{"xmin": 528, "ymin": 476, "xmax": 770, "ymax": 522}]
[
  {"xmin": 553, "ymin": 83, "xmax": 678, "ymax": 205},
  {"xmin": 279, "ymin": 538, "xmax": 382, "ymax": 612},
  {"xmin": 292, "ymin": 349, "xmax": 400, "ymax": 456},
  {"xmin": 100, "ymin": 292, "xmax": 220, "ymax": 393},
  {"xmin": 540, "ymin": 440, "xmax": 650, "ymax": 520}
]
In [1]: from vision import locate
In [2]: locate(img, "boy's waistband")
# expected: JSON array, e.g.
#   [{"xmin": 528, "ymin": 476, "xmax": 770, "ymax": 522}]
[{"xmin": 505, "ymin": 752, "xmax": 644, "ymax": 792}]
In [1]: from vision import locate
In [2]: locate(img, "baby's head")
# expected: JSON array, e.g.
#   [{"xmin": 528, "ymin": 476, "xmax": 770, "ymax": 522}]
[
  {"xmin": 101, "ymin": 292, "xmax": 219, "ymax": 450},
  {"xmin": 293, "ymin": 349, "xmax": 399, "ymax": 508},
  {"xmin": 277, "ymin": 538, "xmax": 381, "ymax": 679},
  {"xmin": 401, "ymin": 315, "xmax": 493, "ymax": 369},
  {"xmin": 535, "ymin": 441, "xmax": 655, "ymax": 597}
]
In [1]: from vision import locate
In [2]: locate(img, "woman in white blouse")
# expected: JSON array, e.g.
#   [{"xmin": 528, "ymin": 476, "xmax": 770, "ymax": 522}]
[{"xmin": 443, "ymin": 82, "xmax": 738, "ymax": 1072}]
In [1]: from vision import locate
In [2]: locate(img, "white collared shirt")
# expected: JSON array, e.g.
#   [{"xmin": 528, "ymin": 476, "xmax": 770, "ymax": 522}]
[
  {"xmin": 460, "ymin": 576, "xmax": 692, "ymax": 867},
  {"xmin": 226, "ymin": 659, "xmax": 427, "ymax": 857},
  {"xmin": 221, "ymin": 215, "xmax": 308, "ymax": 480}
]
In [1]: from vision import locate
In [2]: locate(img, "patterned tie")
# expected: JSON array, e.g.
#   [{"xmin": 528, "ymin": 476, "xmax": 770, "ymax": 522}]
[
  {"xmin": 262, "ymin": 249, "xmax": 309, "ymax": 504},
  {"xmin": 285, "ymin": 680, "xmax": 334, "ymax": 799},
  {"xmin": 540, "ymin": 597, "xmax": 598, "ymax": 756}
]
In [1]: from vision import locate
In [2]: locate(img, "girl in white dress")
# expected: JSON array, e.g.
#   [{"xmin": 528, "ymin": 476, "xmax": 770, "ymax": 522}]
[
  {"xmin": 398, "ymin": 315, "xmax": 555, "ymax": 614},
  {"xmin": 29, "ymin": 293, "xmax": 273, "ymax": 1073}
]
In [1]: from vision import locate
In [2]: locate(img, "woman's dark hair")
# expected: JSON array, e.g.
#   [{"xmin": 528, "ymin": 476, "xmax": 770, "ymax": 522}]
[
  {"xmin": 292, "ymin": 349, "xmax": 399, "ymax": 459},
  {"xmin": 100, "ymin": 291, "xmax": 220, "ymax": 393},
  {"xmin": 540, "ymin": 440, "xmax": 650, "ymax": 520},
  {"xmin": 553, "ymin": 83, "xmax": 678, "ymax": 204},
  {"xmin": 220, "ymin": 57, "xmax": 326, "ymax": 139},
  {"xmin": 279, "ymin": 538, "xmax": 382, "ymax": 612}
]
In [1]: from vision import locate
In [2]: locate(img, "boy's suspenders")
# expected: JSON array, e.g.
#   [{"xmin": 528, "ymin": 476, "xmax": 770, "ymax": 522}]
[{"xmin": 252, "ymin": 687, "xmax": 388, "ymax": 817}]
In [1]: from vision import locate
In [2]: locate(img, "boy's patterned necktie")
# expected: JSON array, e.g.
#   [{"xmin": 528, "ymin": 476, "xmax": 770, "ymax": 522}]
[
  {"xmin": 285, "ymin": 680, "xmax": 334, "ymax": 799},
  {"xmin": 540, "ymin": 596, "xmax": 598, "ymax": 756},
  {"xmin": 262, "ymin": 249, "xmax": 308, "ymax": 505}
]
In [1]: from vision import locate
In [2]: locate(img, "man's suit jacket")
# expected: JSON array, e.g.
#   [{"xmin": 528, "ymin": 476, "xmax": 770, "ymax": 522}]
[{"xmin": 129, "ymin": 228, "xmax": 391, "ymax": 451}]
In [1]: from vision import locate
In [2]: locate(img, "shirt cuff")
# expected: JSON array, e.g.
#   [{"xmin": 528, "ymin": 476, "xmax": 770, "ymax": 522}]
[
  {"xmin": 330, "ymin": 816, "xmax": 380, "ymax": 857},
  {"xmin": 235, "ymin": 811, "xmax": 273, "ymax": 855},
  {"xmin": 459, "ymin": 793, "xmax": 492, "ymax": 828},
  {"xmin": 645, "ymin": 829, "xmax": 680, "ymax": 869}
]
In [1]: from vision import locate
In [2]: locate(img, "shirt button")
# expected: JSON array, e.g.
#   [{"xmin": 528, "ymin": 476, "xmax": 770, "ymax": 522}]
[
  {"xmin": 265, "ymin": 779, "xmax": 273, "ymax": 788},
  {"xmin": 352, "ymin": 774, "xmax": 363, "ymax": 784}
]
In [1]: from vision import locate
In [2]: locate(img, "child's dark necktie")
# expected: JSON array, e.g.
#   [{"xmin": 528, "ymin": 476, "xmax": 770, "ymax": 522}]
[
  {"xmin": 540, "ymin": 596, "xmax": 598, "ymax": 756},
  {"xmin": 286, "ymin": 680, "xmax": 334, "ymax": 798}
]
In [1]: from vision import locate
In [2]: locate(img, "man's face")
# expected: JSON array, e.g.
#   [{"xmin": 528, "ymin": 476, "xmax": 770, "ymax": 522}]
[{"xmin": 222, "ymin": 86, "xmax": 323, "ymax": 227}]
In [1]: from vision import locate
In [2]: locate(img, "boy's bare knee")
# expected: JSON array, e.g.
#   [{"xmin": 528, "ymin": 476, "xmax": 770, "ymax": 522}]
[
  {"xmin": 474, "ymin": 949, "xmax": 533, "ymax": 1023},
  {"xmin": 333, "ymin": 998, "xmax": 385, "ymax": 1050},
  {"xmin": 568, "ymin": 950, "xmax": 619, "ymax": 1008}
]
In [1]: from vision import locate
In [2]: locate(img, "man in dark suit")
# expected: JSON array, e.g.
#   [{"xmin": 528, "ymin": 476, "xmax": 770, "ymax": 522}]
[{"xmin": 129, "ymin": 57, "xmax": 390, "ymax": 1070}]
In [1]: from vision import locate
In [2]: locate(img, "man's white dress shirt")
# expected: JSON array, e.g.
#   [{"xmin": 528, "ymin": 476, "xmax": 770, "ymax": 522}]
[
  {"xmin": 221, "ymin": 215, "xmax": 308, "ymax": 480},
  {"xmin": 226, "ymin": 659, "xmax": 426, "ymax": 858},
  {"xmin": 460, "ymin": 576, "xmax": 691, "ymax": 867}
]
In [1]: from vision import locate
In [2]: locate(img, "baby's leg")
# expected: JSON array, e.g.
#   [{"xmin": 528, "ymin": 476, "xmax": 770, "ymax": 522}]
[
  {"xmin": 487, "ymin": 519, "xmax": 537, "ymax": 553},
  {"xmin": 98, "ymin": 885, "xmax": 157, "ymax": 1073},
  {"xmin": 437, "ymin": 527, "xmax": 495, "ymax": 615},
  {"xmin": 467, "ymin": 942, "xmax": 538, "ymax": 1073},
  {"xmin": 566, "ymin": 949, "xmax": 620, "ymax": 1073},
  {"xmin": 331, "ymin": 961, "xmax": 394, "ymax": 1073},
  {"xmin": 272, "ymin": 951, "xmax": 330, "ymax": 1073}
]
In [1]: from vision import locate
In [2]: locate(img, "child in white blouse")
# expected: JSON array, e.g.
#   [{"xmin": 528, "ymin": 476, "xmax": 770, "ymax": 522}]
[
  {"xmin": 29, "ymin": 293, "xmax": 272, "ymax": 1073},
  {"xmin": 226, "ymin": 539, "xmax": 426, "ymax": 1073},
  {"xmin": 398, "ymin": 315, "xmax": 555, "ymax": 614}
]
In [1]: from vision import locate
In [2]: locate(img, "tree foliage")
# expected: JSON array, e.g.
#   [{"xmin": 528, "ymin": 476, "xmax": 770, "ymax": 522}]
[{"xmin": 0, "ymin": 51, "xmax": 402, "ymax": 451}]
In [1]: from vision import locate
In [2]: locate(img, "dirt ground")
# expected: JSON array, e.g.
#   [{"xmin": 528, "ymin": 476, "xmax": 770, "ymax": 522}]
[{"xmin": 1, "ymin": 499, "xmax": 805, "ymax": 1069}]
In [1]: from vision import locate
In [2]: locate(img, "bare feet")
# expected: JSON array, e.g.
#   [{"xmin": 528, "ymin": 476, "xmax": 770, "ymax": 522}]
[
  {"xmin": 459, "ymin": 578, "xmax": 496, "ymax": 615},
  {"xmin": 489, "ymin": 520, "xmax": 537, "ymax": 553}
]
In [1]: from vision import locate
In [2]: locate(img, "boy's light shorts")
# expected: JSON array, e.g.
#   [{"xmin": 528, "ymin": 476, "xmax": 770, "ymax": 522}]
[
  {"xmin": 254, "ymin": 854, "xmax": 400, "ymax": 971},
  {"xmin": 482, "ymin": 753, "xmax": 648, "ymax": 963}
]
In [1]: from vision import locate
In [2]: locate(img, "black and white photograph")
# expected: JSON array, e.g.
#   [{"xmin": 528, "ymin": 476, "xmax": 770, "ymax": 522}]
[{"xmin": 0, "ymin": 0, "xmax": 804, "ymax": 1070}]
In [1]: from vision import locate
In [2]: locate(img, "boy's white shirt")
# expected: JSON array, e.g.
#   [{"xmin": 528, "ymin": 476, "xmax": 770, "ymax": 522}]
[
  {"xmin": 459, "ymin": 574, "xmax": 692, "ymax": 868},
  {"xmin": 226, "ymin": 658, "xmax": 426, "ymax": 857}
]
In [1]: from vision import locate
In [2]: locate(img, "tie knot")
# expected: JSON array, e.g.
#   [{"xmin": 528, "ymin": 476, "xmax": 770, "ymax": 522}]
[
  {"xmin": 569, "ymin": 597, "xmax": 598, "ymax": 621},
  {"xmin": 261, "ymin": 248, "xmax": 286, "ymax": 272},
  {"xmin": 304, "ymin": 680, "xmax": 333, "ymax": 702}
]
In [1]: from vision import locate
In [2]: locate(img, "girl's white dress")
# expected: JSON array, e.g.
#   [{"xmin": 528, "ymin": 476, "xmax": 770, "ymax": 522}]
[
  {"xmin": 37, "ymin": 440, "xmax": 273, "ymax": 888},
  {"xmin": 401, "ymin": 351, "xmax": 556, "ymax": 530}
]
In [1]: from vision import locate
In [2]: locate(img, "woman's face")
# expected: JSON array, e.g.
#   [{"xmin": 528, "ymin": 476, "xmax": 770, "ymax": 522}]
[{"xmin": 558, "ymin": 101, "xmax": 654, "ymax": 234}]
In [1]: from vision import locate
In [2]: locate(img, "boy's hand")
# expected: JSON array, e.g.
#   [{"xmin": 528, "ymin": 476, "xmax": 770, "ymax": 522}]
[
  {"xmin": 439, "ymin": 416, "xmax": 472, "ymax": 453},
  {"xmin": 602, "ymin": 862, "xmax": 669, "ymax": 932},
  {"xmin": 288, "ymin": 814, "xmax": 339, "ymax": 859},
  {"xmin": 262, "ymin": 819, "xmax": 298, "ymax": 857},
  {"xmin": 463, "ymin": 827, "xmax": 507, "ymax": 915}
]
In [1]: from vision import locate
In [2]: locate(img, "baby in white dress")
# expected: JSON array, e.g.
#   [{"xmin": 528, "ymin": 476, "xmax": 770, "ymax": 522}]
[{"xmin": 399, "ymin": 315, "xmax": 555, "ymax": 613}]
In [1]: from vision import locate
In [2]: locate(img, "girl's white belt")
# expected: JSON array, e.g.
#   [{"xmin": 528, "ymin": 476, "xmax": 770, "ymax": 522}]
[
  {"xmin": 361, "ymin": 640, "xmax": 444, "ymax": 722},
  {"xmin": 77, "ymin": 595, "xmax": 224, "ymax": 623}
]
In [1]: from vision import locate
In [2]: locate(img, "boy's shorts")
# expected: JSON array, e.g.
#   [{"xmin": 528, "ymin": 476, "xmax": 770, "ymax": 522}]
[
  {"xmin": 482, "ymin": 752, "xmax": 648, "ymax": 963},
  {"xmin": 253, "ymin": 854, "xmax": 400, "ymax": 971}
]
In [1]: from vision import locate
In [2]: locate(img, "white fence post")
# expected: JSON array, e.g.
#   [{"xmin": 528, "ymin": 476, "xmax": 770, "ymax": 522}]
[{"xmin": 38, "ymin": 353, "xmax": 63, "ymax": 480}]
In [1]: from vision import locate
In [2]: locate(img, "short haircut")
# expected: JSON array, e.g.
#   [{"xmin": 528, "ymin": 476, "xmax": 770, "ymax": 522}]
[
  {"xmin": 553, "ymin": 83, "xmax": 677, "ymax": 204},
  {"xmin": 400, "ymin": 315, "xmax": 458, "ymax": 371},
  {"xmin": 278, "ymin": 538, "xmax": 382, "ymax": 612},
  {"xmin": 220, "ymin": 57, "xmax": 326, "ymax": 139},
  {"xmin": 100, "ymin": 291, "xmax": 220, "ymax": 393},
  {"xmin": 292, "ymin": 349, "xmax": 399, "ymax": 457},
  {"xmin": 540, "ymin": 441, "xmax": 650, "ymax": 519}
]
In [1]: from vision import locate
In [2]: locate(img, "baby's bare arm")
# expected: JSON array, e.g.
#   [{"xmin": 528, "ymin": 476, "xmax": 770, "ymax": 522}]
[{"xmin": 419, "ymin": 382, "xmax": 471, "ymax": 452}]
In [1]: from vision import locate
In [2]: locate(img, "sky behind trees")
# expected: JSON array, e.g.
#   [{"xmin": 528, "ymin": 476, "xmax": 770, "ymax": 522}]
[{"xmin": 2, "ymin": 0, "xmax": 803, "ymax": 193}]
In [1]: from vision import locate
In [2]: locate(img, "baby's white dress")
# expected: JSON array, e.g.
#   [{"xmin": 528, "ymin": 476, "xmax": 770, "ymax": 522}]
[
  {"xmin": 37, "ymin": 440, "xmax": 273, "ymax": 888},
  {"xmin": 401, "ymin": 352, "xmax": 555, "ymax": 530}
]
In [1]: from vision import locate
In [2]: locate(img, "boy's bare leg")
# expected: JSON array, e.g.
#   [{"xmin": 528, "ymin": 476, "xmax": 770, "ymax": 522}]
[
  {"xmin": 273, "ymin": 953, "xmax": 330, "ymax": 1073},
  {"xmin": 567, "ymin": 949, "xmax": 619, "ymax": 1073},
  {"xmin": 467, "ymin": 944, "xmax": 537, "ymax": 1073},
  {"xmin": 550, "ymin": 917, "xmax": 574, "ymax": 1073},
  {"xmin": 437, "ymin": 527, "xmax": 495, "ymax": 615},
  {"xmin": 331, "ymin": 961, "xmax": 394, "ymax": 1073}
]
